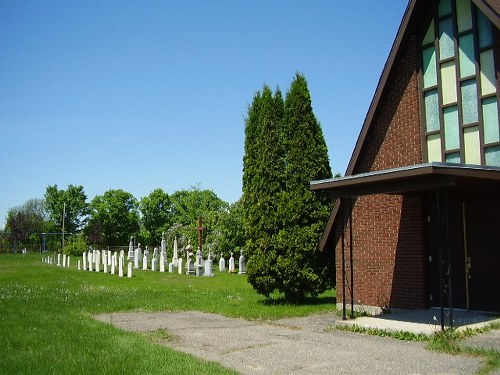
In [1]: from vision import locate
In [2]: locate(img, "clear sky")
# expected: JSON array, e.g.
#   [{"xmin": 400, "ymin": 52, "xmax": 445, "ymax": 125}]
[{"xmin": 0, "ymin": 1, "xmax": 408, "ymax": 229}]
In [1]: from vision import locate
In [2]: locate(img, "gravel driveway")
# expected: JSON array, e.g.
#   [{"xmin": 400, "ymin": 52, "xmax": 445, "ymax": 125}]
[{"xmin": 95, "ymin": 311, "xmax": 482, "ymax": 374}]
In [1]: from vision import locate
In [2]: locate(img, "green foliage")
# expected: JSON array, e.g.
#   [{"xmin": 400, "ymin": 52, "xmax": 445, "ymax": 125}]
[
  {"xmin": 64, "ymin": 233, "xmax": 88, "ymax": 256},
  {"xmin": 5, "ymin": 199, "xmax": 48, "ymax": 250},
  {"xmin": 139, "ymin": 188, "xmax": 172, "ymax": 245},
  {"xmin": 243, "ymin": 74, "xmax": 334, "ymax": 303},
  {"xmin": 85, "ymin": 189, "xmax": 140, "ymax": 246},
  {"xmin": 44, "ymin": 184, "xmax": 89, "ymax": 233}
]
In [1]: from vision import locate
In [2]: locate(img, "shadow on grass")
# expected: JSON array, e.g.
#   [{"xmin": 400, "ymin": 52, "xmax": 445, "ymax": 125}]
[{"xmin": 260, "ymin": 295, "xmax": 336, "ymax": 307}]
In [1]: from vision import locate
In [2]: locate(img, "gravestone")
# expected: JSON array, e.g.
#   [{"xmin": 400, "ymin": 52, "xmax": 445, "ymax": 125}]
[
  {"xmin": 111, "ymin": 252, "xmax": 116, "ymax": 275},
  {"xmin": 204, "ymin": 251, "xmax": 214, "ymax": 277},
  {"xmin": 186, "ymin": 250, "xmax": 195, "ymax": 275},
  {"xmin": 118, "ymin": 255, "xmax": 124, "ymax": 277},
  {"xmin": 134, "ymin": 244, "xmax": 142, "ymax": 269},
  {"xmin": 172, "ymin": 237, "xmax": 179, "ymax": 267},
  {"xmin": 107, "ymin": 250, "xmax": 112, "ymax": 266},
  {"xmin": 160, "ymin": 232, "xmax": 167, "ymax": 260},
  {"xmin": 128, "ymin": 237, "xmax": 134, "ymax": 260},
  {"xmin": 87, "ymin": 251, "xmax": 93, "ymax": 271},
  {"xmin": 142, "ymin": 254, "xmax": 148, "ymax": 270},
  {"xmin": 67, "ymin": 256, "xmax": 70, "ymax": 268},
  {"xmin": 160, "ymin": 254, "xmax": 165, "ymax": 272},
  {"xmin": 151, "ymin": 256, "xmax": 157, "ymax": 272},
  {"xmin": 62, "ymin": 254, "xmax": 67, "ymax": 267},
  {"xmin": 195, "ymin": 249, "xmax": 204, "ymax": 276},
  {"xmin": 127, "ymin": 262, "xmax": 133, "ymax": 278},
  {"xmin": 178, "ymin": 257, "xmax": 183, "ymax": 274},
  {"xmin": 95, "ymin": 250, "xmax": 101, "ymax": 272},
  {"xmin": 77, "ymin": 260, "xmax": 81, "ymax": 270},
  {"xmin": 103, "ymin": 252, "xmax": 108, "ymax": 273},
  {"xmin": 168, "ymin": 262, "xmax": 174, "ymax": 273},
  {"xmin": 238, "ymin": 250, "xmax": 246, "ymax": 274},
  {"xmin": 57, "ymin": 254, "xmax": 61, "ymax": 266},
  {"xmin": 228, "ymin": 252, "xmax": 235, "ymax": 273},
  {"xmin": 219, "ymin": 254, "xmax": 226, "ymax": 272}
]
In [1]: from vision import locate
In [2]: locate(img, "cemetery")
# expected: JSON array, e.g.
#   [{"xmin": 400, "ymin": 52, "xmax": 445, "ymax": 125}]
[{"xmin": 40, "ymin": 232, "xmax": 247, "ymax": 279}]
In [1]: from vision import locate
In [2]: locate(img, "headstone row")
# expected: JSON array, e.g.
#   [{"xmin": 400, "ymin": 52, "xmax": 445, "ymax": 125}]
[{"xmin": 41, "ymin": 254, "xmax": 71, "ymax": 268}]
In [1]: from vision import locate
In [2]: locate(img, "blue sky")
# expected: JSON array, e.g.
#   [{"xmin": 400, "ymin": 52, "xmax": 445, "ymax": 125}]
[{"xmin": 0, "ymin": 1, "xmax": 408, "ymax": 229}]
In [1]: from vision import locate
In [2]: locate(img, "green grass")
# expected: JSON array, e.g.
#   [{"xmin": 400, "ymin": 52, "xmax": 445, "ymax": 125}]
[{"xmin": 0, "ymin": 253, "xmax": 336, "ymax": 374}]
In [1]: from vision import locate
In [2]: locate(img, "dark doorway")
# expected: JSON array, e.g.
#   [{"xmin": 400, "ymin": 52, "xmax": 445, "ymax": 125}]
[{"xmin": 427, "ymin": 195, "xmax": 500, "ymax": 312}]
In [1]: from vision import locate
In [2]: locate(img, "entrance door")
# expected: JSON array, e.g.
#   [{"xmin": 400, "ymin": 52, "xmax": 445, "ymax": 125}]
[
  {"xmin": 426, "ymin": 198, "xmax": 467, "ymax": 310},
  {"xmin": 427, "ymin": 196, "xmax": 500, "ymax": 312},
  {"xmin": 464, "ymin": 197, "xmax": 500, "ymax": 312}
]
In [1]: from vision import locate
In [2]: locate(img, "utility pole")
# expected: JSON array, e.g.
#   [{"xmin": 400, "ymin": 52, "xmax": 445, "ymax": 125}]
[{"xmin": 62, "ymin": 202, "xmax": 66, "ymax": 252}]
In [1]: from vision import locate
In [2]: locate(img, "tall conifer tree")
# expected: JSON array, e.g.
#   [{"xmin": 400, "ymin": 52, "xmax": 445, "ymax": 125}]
[{"xmin": 242, "ymin": 75, "xmax": 333, "ymax": 302}]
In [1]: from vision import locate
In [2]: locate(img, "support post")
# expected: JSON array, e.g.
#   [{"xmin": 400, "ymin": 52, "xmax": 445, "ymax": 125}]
[
  {"xmin": 340, "ymin": 199, "xmax": 346, "ymax": 320},
  {"xmin": 349, "ymin": 197, "xmax": 354, "ymax": 319}
]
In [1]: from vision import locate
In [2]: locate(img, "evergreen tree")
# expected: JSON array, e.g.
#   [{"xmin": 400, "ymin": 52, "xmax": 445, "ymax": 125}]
[
  {"xmin": 244, "ymin": 86, "xmax": 284, "ymax": 297},
  {"xmin": 243, "ymin": 74, "xmax": 333, "ymax": 302}
]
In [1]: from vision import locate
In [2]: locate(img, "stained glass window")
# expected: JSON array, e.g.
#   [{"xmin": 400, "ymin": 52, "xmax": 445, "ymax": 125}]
[
  {"xmin": 423, "ymin": 47, "xmax": 437, "ymax": 88},
  {"xmin": 477, "ymin": 11, "xmax": 493, "ymax": 48},
  {"xmin": 425, "ymin": 90, "xmax": 440, "ymax": 132},
  {"xmin": 464, "ymin": 127, "xmax": 481, "ymax": 164},
  {"xmin": 441, "ymin": 62, "xmax": 457, "ymax": 105},
  {"xmin": 456, "ymin": 0, "xmax": 472, "ymax": 32},
  {"xmin": 461, "ymin": 80, "xmax": 479, "ymax": 124},
  {"xmin": 427, "ymin": 134, "xmax": 443, "ymax": 162},
  {"xmin": 485, "ymin": 146, "xmax": 500, "ymax": 166},
  {"xmin": 439, "ymin": 0, "xmax": 452, "ymax": 16},
  {"xmin": 480, "ymin": 50, "xmax": 496, "ymax": 96},
  {"xmin": 420, "ymin": 0, "xmax": 498, "ymax": 166},
  {"xmin": 444, "ymin": 106, "xmax": 460, "ymax": 150},
  {"xmin": 439, "ymin": 18, "xmax": 455, "ymax": 60},
  {"xmin": 483, "ymin": 97, "xmax": 500, "ymax": 144},
  {"xmin": 458, "ymin": 34, "xmax": 475, "ymax": 78},
  {"xmin": 445, "ymin": 152, "xmax": 461, "ymax": 163}
]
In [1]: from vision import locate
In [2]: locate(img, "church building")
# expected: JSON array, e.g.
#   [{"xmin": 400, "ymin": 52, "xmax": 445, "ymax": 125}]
[{"xmin": 311, "ymin": 0, "xmax": 500, "ymax": 317}]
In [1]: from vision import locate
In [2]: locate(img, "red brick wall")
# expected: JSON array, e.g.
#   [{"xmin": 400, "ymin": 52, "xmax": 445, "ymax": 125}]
[{"xmin": 336, "ymin": 35, "xmax": 427, "ymax": 310}]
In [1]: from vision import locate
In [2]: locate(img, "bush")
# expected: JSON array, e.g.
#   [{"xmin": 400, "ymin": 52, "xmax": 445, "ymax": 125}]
[{"xmin": 64, "ymin": 234, "xmax": 88, "ymax": 256}]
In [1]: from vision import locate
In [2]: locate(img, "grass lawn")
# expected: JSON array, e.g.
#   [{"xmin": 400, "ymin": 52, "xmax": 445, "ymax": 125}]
[{"xmin": 0, "ymin": 253, "xmax": 336, "ymax": 374}]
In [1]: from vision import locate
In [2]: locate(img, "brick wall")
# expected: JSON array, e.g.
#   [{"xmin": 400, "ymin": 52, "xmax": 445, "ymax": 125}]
[{"xmin": 336, "ymin": 35, "xmax": 427, "ymax": 310}]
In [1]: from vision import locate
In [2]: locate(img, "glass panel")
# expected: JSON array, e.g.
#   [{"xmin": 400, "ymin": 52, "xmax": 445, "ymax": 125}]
[
  {"xmin": 439, "ymin": 18, "xmax": 455, "ymax": 60},
  {"xmin": 483, "ymin": 97, "xmax": 500, "ymax": 144},
  {"xmin": 477, "ymin": 10, "xmax": 493, "ymax": 48},
  {"xmin": 456, "ymin": 0, "xmax": 473, "ymax": 32},
  {"xmin": 439, "ymin": 0, "xmax": 452, "ymax": 16},
  {"xmin": 445, "ymin": 152, "xmax": 461, "ymax": 163},
  {"xmin": 464, "ymin": 126, "xmax": 481, "ymax": 164},
  {"xmin": 485, "ymin": 145, "xmax": 500, "ymax": 166},
  {"xmin": 427, "ymin": 134, "xmax": 443, "ymax": 162},
  {"xmin": 424, "ymin": 90, "xmax": 441, "ymax": 132},
  {"xmin": 444, "ymin": 106, "xmax": 460, "ymax": 150},
  {"xmin": 458, "ymin": 34, "xmax": 475, "ymax": 78},
  {"xmin": 441, "ymin": 61, "xmax": 457, "ymax": 105},
  {"xmin": 423, "ymin": 47, "xmax": 437, "ymax": 88},
  {"xmin": 422, "ymin": 19, "xmax": 435, "ymax": 46},
  {"xmin": 461, "ymin": 80, "xmax": 479, "ymax": 124},
  {"xmin": 480, "ymin": 49, "xmax": 496, "ymax": 96}
]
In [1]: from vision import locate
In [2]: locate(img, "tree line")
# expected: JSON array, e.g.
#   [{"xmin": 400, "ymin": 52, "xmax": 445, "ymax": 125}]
[{"xmin": 1, "ymin": 184, "xmax": 244, "ymax": 257}]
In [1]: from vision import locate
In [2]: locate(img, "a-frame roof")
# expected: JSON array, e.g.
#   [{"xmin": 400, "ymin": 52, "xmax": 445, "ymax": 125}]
[{"xmin": 313, "ymin": 0, "xmax": 500, "ymax": 252}]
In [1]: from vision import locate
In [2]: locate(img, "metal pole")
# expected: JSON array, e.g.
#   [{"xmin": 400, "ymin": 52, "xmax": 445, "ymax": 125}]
[
  {"xmin": 462, "ymin": 202, "xmax": 470, "ymax": 311},
  {"xmin": 444, "ymin": 191, "xmax": 453, "ymax": 329},
  {"xmin": 349, "ymin": 197, "xmax": 354, "ymax": 319},
  {"xmin": 62, "ymin": 202, "xmax": 66, "ymax": 252},
  {"xmin": 340, "ymin": 199, "xmax": 346, "ymax": 320},
  {"xmin": 436, "ymin": 190, "xmax": 445, "ymax": 331}
]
